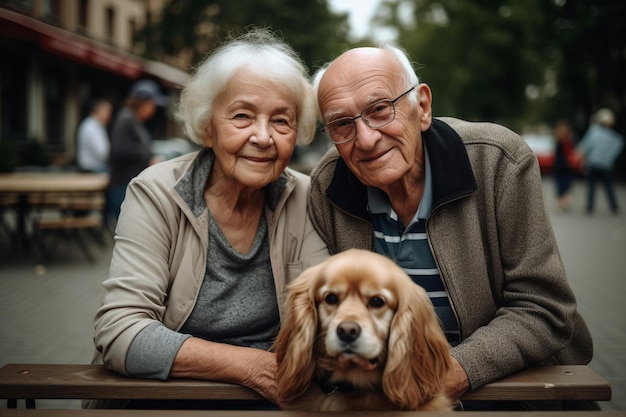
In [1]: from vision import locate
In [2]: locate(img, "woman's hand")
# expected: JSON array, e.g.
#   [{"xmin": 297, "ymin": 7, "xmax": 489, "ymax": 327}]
[
  {"xmin": 239, "ymin": 349, "xmax": 278, "ymax": 403},
  {"xmin": 170, "ymin": 337, "xmax": 278, "ymax": 403}
]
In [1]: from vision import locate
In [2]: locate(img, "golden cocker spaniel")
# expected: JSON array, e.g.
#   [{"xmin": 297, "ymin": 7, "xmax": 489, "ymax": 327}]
[{"xmin": 274, "ymin": 249, "xmax": 453, "ymax": 411}]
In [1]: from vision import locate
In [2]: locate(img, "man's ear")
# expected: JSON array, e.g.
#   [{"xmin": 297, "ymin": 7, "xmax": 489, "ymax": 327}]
[{"xmin": 417, "ymin": 83, "xmax": 433, "ymax": 131}]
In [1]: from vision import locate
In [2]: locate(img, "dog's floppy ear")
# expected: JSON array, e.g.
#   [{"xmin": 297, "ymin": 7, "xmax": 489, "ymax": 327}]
[
  {"xmin": 274, "ymin": 262, "xmax": 324, "ymax": 405},
  {"xmin": 382, "ymin": 279, "xmax": 452, "ymax": 410}
]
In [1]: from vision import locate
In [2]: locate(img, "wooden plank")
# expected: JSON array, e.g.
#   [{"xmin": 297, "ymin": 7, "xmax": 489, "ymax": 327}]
[
  {"xmin": 0, "ymin": 364, "xmax": 611, "ymax": 403},
  {"xmin": 35, "ymin": 215, "xmax": 103, "ymax": 230},
  {"xmin": 0, "ymin": 364, "xmax": 263, "ymax": 401},
  {"xmin": 0, "ymin": 173, "xmax": 109, "ymax": 194},
  {"xmin": 462, "ymin": 365, "xmax": 612, "ymax": 401}
]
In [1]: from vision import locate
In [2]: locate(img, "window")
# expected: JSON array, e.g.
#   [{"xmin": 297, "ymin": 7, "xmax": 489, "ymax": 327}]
[
  {"xmin": 129, "ymin": 18, "xmax": 136, "ymax": 52},
  {"xmin": 0, "ymin": 51, "xmax": 28, "ymax": 143},
  {"xmin": 42, "ymin": 0, "xmax": 60, "ymax": 24},
  {"xmin": 77, "ymin": 0, "xmax": 88, "ymax": 31},
  {"xmin": 43, "ymin": 68, "xmax": 67, "ymax": 149},
  {"xmin": 105, "ymin": 6, "xmax": 115, "ymax": 45}
]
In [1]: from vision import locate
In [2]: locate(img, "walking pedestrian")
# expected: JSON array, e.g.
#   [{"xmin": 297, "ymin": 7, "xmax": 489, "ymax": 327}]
[
  {"xmin": 577, "ymin": 108, "xmax": 625, "ymax": 214},
  {"xmin": 553, "ymin": 120, "xmax": 577, "ymax": 212}
]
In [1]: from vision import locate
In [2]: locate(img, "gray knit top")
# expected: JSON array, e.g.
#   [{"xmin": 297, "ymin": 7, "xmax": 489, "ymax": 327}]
[{"xmin": 124, "ymin": 152, "xmax": 280, "ymax": 380}]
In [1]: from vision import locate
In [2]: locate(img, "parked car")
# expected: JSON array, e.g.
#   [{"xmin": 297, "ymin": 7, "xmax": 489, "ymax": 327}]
[{"xmin": 522, "ymin": 133, "xmax": 582, "ymax": 175}]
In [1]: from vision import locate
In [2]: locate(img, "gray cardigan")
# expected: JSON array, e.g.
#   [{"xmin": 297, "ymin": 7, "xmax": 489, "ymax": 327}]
[{"xmin": 308, "ymin": 117, "xmax": 593, "ymax": 390}]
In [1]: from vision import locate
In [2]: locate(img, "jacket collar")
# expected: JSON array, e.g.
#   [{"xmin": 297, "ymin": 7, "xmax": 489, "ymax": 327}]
[
  {"xmin": 173, "ymin": 148, "xmax": 289, "ymax": 218},
  {"xmin": 325, "ymin": 118, "xmax": 477, "ymax": 217}
]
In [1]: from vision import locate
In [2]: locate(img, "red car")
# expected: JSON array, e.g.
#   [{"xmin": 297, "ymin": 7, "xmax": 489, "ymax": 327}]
[{"xmin": 522, "ymin": 133, "xmax": 582, "ymax": 175}]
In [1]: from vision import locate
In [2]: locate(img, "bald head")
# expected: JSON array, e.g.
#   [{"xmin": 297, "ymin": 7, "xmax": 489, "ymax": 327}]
[
  {"xmin": 315, "ymin": 46, "xmax": 418, "ymax": 104},
  {"xmin": 323, "ymin": 48, "xmax": 393, "ymax": 83}
]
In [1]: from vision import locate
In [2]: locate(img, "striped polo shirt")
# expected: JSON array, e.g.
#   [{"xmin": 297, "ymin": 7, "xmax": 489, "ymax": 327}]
[{"xmin": 367, "ymin": 150, "xmax": 459, "ymax": 346}]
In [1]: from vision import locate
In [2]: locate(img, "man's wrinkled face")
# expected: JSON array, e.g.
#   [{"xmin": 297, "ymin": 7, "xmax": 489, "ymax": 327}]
[{"xmin": 317, "ymin": 48, "xmax": 432, "ymax": 190}]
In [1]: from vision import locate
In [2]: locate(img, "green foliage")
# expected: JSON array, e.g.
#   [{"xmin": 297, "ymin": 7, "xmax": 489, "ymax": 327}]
[
  {"xmin": 374, "ymin": 0, "xmax": 626, "ymax": 134},
  {"xmin": 137, "ymin": 0, "xmax": 625, "ymax": 137},
  {"xmin": 543, "ymin": 0, "xmax": 626, "ymax": 132},
  {"xmin": 136, "ymin": 0, "xmax": 351, "ymax": 73},
  {"xmin": 376, "ymin": 0, "xmax": 550, "ymax": 130}
]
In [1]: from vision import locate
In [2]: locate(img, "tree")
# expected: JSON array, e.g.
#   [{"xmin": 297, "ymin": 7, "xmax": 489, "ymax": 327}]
[
  {"xmin": 372, "ymin": 0, "xmax": 549, "ymax": 131},
  {"xmin": 136, "ymin": 0, "xmax": 351, "ymax": 74},
  {"xmin": 544, "ymin": 0, "xmax": 626, "ymax": 134},
  {"xmin": 371, "ymin": 0, "xmax": 626, "ymax": 137}
]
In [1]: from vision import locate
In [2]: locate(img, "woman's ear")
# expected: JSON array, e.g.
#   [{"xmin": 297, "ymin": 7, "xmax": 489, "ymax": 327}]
[{"xmin": 202, "ymin": 122, "xmax": 214, "ymax": 148}]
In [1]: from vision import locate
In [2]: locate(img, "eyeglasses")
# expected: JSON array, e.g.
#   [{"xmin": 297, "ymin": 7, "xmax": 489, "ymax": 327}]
[{"xmin": 321, "ymin": 85, "xmax": 417, "ymax": 144}]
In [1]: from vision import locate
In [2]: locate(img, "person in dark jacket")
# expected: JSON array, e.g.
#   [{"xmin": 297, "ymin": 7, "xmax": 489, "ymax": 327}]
[
  {"xmin": 108, "ymin": 79, "xmax": 167, "ymax": 221},
  {"xmin": 553, "ymin": 120, "xmax": 578, "ymax": 212}
]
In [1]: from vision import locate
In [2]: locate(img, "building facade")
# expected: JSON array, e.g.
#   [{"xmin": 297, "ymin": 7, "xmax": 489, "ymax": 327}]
[{"xmin": 0, "ymin": 0, "xmax": 190, "ymax": 168}]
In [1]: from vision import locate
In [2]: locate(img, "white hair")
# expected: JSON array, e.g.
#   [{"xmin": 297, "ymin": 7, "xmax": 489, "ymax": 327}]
[
  {"xmin": 380, "ymin": 43, "xmax": 420, "ymax": 91},
  {"xmin": 594, "ymin": 108, "xmax": 615, "ymax": 127},
  {"xmin": 176, "ymin": 28, "xmax": 317, "ymax": 145}
]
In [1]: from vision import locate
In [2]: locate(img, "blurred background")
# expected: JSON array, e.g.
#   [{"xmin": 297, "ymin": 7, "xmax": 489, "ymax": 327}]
[
  {"xmin": 0, "ymin": 0, "xmax": 624, "ymax": 175},
  {"xmin": 0, "ymin": 0, "xmax": 625, "ymax": 411}
]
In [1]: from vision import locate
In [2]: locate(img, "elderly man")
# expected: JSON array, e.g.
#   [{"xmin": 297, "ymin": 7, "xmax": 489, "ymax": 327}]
[{"xmin": 308, "ymin": 45, "xmax": 594, "ymax": 410}]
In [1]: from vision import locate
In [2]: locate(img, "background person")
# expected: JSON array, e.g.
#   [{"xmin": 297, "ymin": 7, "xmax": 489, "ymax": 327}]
[
  {"xmin": 577, "ymin": 108, "xmax": 625, "ymax": 215},
  {"xmin": 108, "ymin": 79, "xmax": 167, "ymax": 221},
  {"xmin": 552, "ymin": 119, "xmax": 577, "ymax": 212},
  {"xmin": 76, "ymin": 99, "xmax": 112, "ymax": 173},
  {"xmin": 90, "ymin": 29, "xmax": 328, "ymax": 409},
  {"xmin": 308, "ymin": 45, "xmax": 593, "ymax": 410}
]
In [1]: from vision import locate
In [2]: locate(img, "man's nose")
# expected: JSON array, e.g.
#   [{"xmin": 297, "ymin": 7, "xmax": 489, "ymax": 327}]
[{"xmin": 353, "ymin": 118, "xmax": 381, "ymax": 149}]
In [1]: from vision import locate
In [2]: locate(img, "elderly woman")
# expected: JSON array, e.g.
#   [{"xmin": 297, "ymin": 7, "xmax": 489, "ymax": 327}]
[{"xmin": 91, "ymin": 29, "xmax": 329, "ymax": 407}]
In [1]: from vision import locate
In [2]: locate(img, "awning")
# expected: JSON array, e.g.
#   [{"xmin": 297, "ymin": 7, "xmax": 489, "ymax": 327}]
[{"xmin": 0, "ymin": 8, "xmax": 188, "ymax": 86}]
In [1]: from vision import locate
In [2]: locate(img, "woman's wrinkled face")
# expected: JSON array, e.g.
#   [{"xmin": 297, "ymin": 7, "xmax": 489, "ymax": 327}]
[{"xmin": 205, "ymin": 71, "xmax": 298, "ymax": 189}]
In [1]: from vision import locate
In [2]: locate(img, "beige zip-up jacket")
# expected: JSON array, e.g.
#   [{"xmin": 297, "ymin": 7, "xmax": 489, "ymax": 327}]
[{"xmin": 94, "ymin": 149, "xmax": 329, "ymax": 375}]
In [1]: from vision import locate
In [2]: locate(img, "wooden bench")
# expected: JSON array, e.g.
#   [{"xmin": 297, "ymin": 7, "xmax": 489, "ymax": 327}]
[{"xmin": 0, "ymin": 363, "xmax": 611, "ymax": 410}]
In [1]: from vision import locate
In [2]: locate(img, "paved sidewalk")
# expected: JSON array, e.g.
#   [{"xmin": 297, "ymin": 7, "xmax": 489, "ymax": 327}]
[{"xmin": 1, "ymin": 177, "xmax": 625, "ymax": 410}]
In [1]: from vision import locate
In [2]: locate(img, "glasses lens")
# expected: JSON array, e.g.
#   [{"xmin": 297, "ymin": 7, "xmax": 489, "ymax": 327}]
[
  {"xmin": 362, "ymin": 100, "xmax": 395, "ymax": 128},
  {"xmin": 326, "ymin": 118, "xmax": 355, "ymax": 143}
]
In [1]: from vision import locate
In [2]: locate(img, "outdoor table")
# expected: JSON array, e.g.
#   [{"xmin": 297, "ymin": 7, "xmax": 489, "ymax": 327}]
[{"xmin": 0, "ymin": 172, "xmax": 109, "ymax": 250}]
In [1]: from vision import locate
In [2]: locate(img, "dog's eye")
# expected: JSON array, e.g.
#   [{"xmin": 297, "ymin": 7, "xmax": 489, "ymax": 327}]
[
  {"xmin": 368, "ymin": 297, "xmax": 385, "ymax": 308},
  {"xmin": 324, "ymin": 293, "xmax": 340, "ymax": 305}
]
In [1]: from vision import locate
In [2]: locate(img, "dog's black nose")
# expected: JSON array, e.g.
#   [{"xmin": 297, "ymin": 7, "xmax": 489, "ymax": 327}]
[{"xmin": 337, "ymin": 321, "xmax": 361, "ymax": 343}]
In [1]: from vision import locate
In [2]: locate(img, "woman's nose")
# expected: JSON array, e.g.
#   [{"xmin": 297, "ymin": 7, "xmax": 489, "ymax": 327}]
[{"xmin": 249, "ymin": 120, "xmax": 273, "ymax": 147}]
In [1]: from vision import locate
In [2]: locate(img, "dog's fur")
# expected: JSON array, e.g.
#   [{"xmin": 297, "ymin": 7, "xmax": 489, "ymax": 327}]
[{"xmin": 274, "ymin": 249, "xmax": 453, "ymax": 411}]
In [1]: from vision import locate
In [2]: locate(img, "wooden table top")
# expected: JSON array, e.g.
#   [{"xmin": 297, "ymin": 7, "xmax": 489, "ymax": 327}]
[
  {"xmin": 0, "ymin": 363, "xmax": 612, "ymax": 402},
  {"xmin": 0, "ymin": 172, "xmax": 109, "ymax": 193}
]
